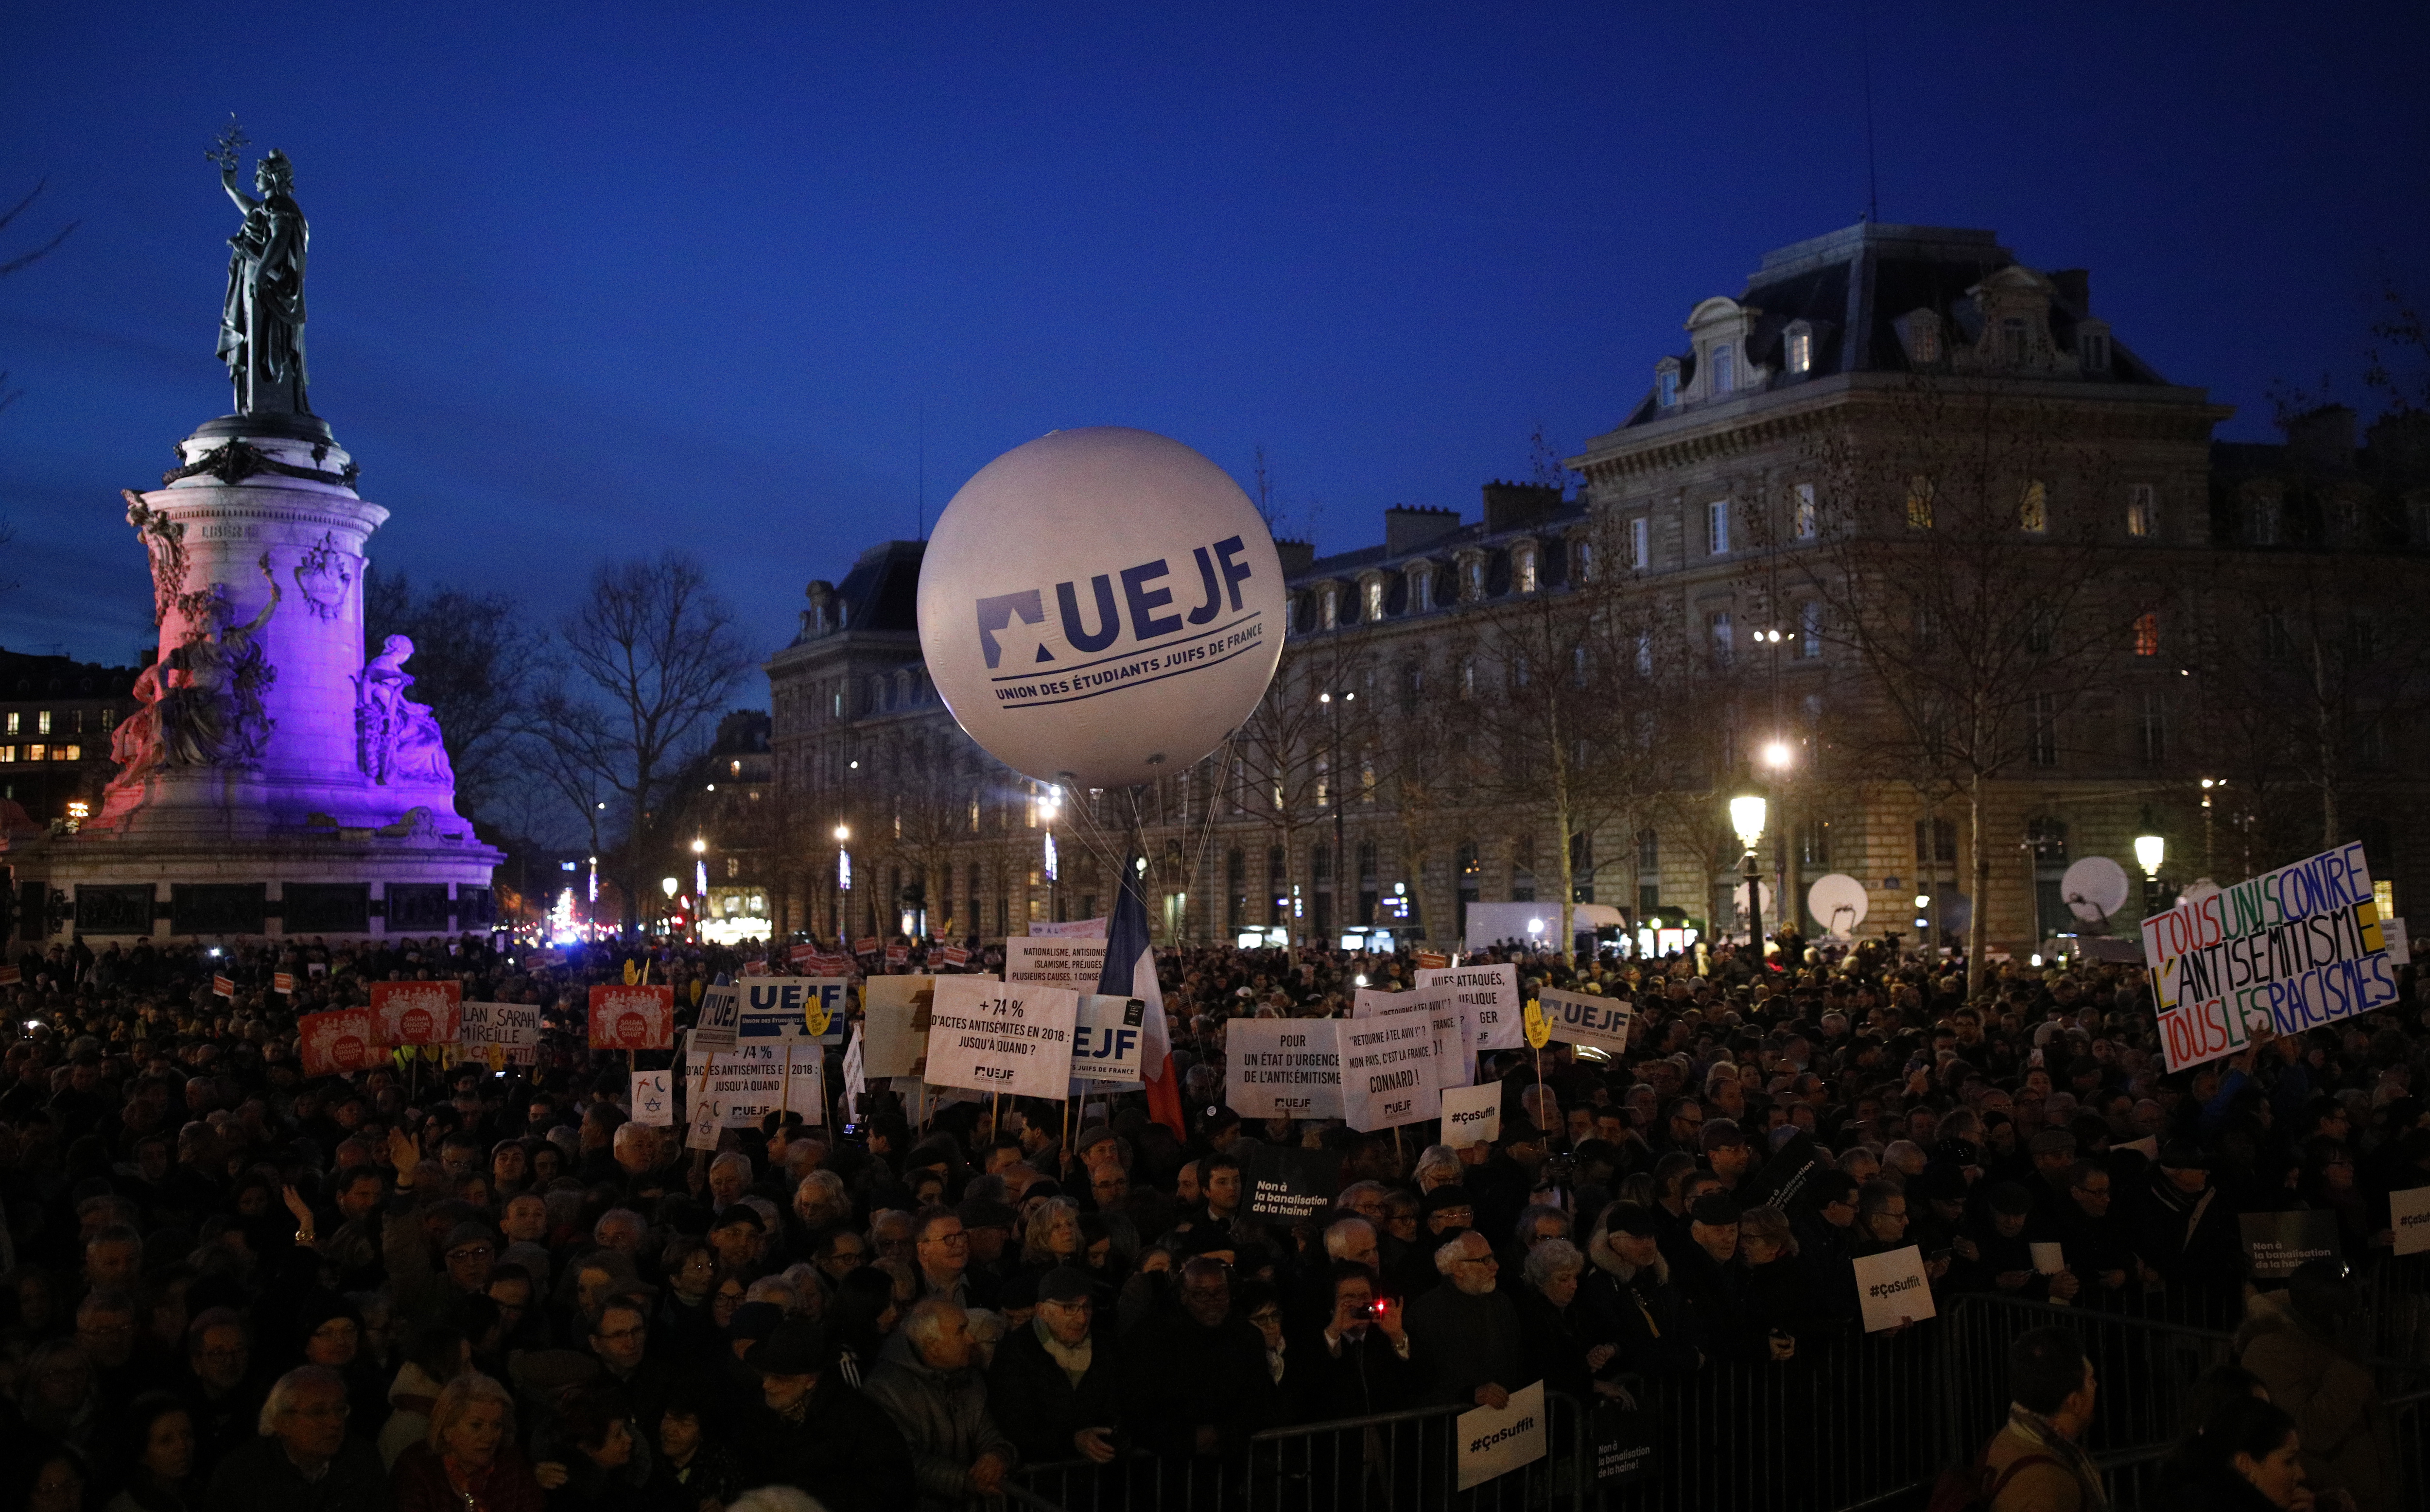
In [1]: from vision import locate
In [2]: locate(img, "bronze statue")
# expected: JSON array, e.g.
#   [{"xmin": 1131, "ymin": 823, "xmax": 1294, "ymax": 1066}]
[{"xmin": 214, "ymin": 122, "xmax": 310, "ymax": 416}]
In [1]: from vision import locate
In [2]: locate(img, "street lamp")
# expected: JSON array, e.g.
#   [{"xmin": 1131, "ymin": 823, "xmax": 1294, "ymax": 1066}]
[
  {"xmin": 1730, "ymin": 793, "xmax": 1768, "ymax": 962},
  {"xmin": 833, "ymin": 824, "xmax": 851, "ymax": 941},
  {"xmin": 2134, "ymin": 824, "xmax": 2166, "ymax": 917}
]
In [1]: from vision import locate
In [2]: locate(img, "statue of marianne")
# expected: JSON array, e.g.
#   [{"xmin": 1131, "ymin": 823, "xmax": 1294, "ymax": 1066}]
[{"xmin": 218, "ymin": 148, "xmax": 311, "ymax": 416}]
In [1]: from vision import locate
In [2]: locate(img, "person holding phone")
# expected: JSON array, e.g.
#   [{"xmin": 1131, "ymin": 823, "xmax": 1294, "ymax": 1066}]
[{"xmin": 1305, "ymin": 1264, "xmax": 1416, "ymax": 1417}]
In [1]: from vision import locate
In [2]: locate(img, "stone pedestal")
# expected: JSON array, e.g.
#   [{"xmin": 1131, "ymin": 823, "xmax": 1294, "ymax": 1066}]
[{"xmin": 0, "ymin": 411, "xmax": 503, "ymax": 942}]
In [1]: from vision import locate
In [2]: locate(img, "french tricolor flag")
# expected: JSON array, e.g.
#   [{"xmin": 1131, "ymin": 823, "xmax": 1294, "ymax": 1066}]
[{"xmin": 1094, "ymin": 867, "xmax": 1183, "ymax": 1137}]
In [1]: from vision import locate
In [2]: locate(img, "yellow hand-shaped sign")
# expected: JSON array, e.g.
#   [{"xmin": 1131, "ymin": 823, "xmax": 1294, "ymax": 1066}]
[{"xmin": 1523, "ymin": 998, "xmax": 1551, "ymax": 1049}]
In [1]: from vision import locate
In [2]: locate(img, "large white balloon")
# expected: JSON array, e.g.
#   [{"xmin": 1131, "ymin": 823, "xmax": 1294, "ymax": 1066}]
[{"xmin": 918, "ymin": 428, "xmax": 1286, "ymax": 789}]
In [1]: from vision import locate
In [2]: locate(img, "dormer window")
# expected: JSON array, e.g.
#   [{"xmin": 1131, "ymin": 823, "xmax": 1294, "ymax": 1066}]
[
  {"xmin": 1901, "ymin": 309, "xmax": 1943, "ymax": 365},
  {"xmin": 1409, "ymin": 564, "xmax": 1433, "ymax": 613},
  {"xmin": 1465, "ymin": 556, "xmax": 1486, "ymax": 600},
  {"xmin": 1514, "ymin": 544, "xmax": 1538, "ymax": 594},
  {"xmin": 1785, "ymin": 324, "xmax": 1813, "ymax": 376},
  {"xmin": 1657, "ymin": 362, "xmax": 1680, "ymax": 408},
  {"xmin": 2002, "ymin": 318, "xmax": 2030, "ymax": 365},
  {"xmin": 2079, "ymin": 322, "xmax": 2112, "ymax": 373},
  {"xmin": 1710, "ymin": 344, "xmax": 1736, "ymax": 396},
  {"xmin": 1363, "ymin": 577, "xmax": 1385, "ymax": 620},
  {"xmin": 1572, "ymin": 536, "xmax": 1594, "ymax": 584},
  {"xmin": 1320, "ymin": 584, "xmax": 1340, "ymax": 629}
]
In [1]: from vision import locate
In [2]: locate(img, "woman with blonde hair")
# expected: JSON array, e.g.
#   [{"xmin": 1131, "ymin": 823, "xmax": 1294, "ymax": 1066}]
[
  {"xmin": 1019, "ymin": 1196, "xmax": 1084, "ymax": 1271},
  {"xmin": 391, "ymin": 1372, "xmax": 543, "ymax": 1512}
]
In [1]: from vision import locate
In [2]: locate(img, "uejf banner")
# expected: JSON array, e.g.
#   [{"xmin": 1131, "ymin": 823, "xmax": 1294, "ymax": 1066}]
[
  {"xmin": 1069, "ymin": 996, "xmax": 1147, "ymax": 1087},
  {"xmin": 2146, "ymin": 841, "xmax": 2403, "ymax": 1072},
  {"xmin": 921, "ymin": 975, "xmax": 1078, "ymax": 1099},
  {"xmin": 589, "ymin": 984, "xmax": 676, "ymax": 1050},
  {"xmin": 1536, "ymin": 987, "xmax": 1632, "ymax": 1056}
]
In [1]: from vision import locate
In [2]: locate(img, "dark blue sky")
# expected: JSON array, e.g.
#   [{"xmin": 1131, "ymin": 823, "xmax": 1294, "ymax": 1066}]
[{"xmin": 4, "ymin": 1, "xmax": 2424, "ymax": 668}]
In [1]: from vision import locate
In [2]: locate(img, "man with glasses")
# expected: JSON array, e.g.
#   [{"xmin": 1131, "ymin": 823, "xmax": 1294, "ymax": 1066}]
[
  {"xmin": 2060, "ymin": 1161, "xmax": 2141, "ymax": 1305},
  {"xmin": 1119, "ymin": 1256, "xmax": 1273, "ymax": 1460},
  {"xmin": 202, "ymin": 1366, "xmax": 388, "ymax": 1512},
  {"xmin": 986, "ymin": 1267, "xmax": 1119, "ymax": 1465},
  {"xmin": 913, "ymin": 1207, "xmax": 990, "ymax": 1308},
  {"xmin": 589, "ymin": 1293, "xmax": 668, "ymax": 1434},
  {"xmin": 1407, "ymin": 1231, "xmax": 1521, "ymax": 1410}
]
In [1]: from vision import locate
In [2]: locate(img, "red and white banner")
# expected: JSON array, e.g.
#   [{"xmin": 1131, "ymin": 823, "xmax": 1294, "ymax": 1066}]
[
  {"xmin": 853, "ymin": 936, "xmax": 881, "ymax": 957},
  {"xmin": 273, "ymin": 972, "xmax": 296, "ymax": 996},
  {"xmin": 885, "ymin": 943, "xmax": 910, "ymax": 966},
  {"xmin": 788, "ymin": 943, "xmax": 820, "ymax": 968},
  {"xmin": 812, "ymin": 951, "xmax": 852, "ymax": 975},
  {"xmin": 370, "ymin": 980, "xmax": 463, "ymax": 1045},
  {"xmin": 211, "ymin": 975, "xmax": 234, "ymax": 998},
  {"xmin": 588, "ymin": 983, "xmax": 675, "ymax": 1049},
  {"xmin": 939, "ymin": 945, "xmax": 971, "ymax": 967},
  {"xmin": 0, "ymin": 965, "xmax": 20, "ymax": 987},
  {"xmin": 298, "ymin": 1009, "xmax": 379, "ymax": 1076}
]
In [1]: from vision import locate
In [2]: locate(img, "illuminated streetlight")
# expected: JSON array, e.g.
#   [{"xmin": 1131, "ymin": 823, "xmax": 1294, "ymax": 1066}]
[
  {"xmin": 1760, "ymin": 739, "xmax": 1793, "ymax": 771},
  {"xmin": 2134, "ymin": 821, "xmax": 2166, "ymax": 916},
  {"xmin": 660, "ymin": 876, "xmax": 679, "ymax": 898},
  {"xmin": 1730, "ymin": 793, "xmax": 1769, "ymax": 962},
  {"xmin": 691, "ymin": 837, "xmax": 706, "ymax": 854}
]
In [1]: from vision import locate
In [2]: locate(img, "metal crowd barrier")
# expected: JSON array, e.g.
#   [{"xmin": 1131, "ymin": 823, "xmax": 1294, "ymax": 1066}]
[{"xmin": 1011, "ymin": 1389, "xmax": 1593, "ymax": 1512}]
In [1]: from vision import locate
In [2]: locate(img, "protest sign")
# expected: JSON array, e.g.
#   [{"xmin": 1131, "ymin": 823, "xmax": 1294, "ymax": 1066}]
[
  {"xmin": 1536, "ymin": 986, "xmax": 1632, "ymax": 1056},
  {"xmin": 273, "ymin": 972, "xmax": 295, "ymax": 996},
  {"xmin": 2029, "ymin": 1242, "xmax": 2066, "ymax": 1276},
  {"xmin": 687, "ymin": 1044, "xmax": 787, "ymax": 1130},
  {"xmin": 370, "ymin": 981, "xmax": 463, "ymax": 1046},
  {"xmin": 461, "ymin": 1001, "xmax": 541, "ymax": 1066},
  {"xmin": 2144, "ymin": 841, "xmax": 2402, "ymax": 1072},
  {"xmin": 740, "ymin": 977, "xmax": 847, "ymax": 1043},
  {"xmin": 939, "ymin": 945, "xmax": 970, "ymax": 967},
  {"xmin": 885, "ymin": 943, "xmax": 909, "ymax": 966},
  {"xmin": 1456, "ymin": 1380, "xmax": 1547, "ymax": 1491},
  {"xmin": 1069, "ymin": 995, "xmax": 1147, "ymax": 1087},
  {"xmin": 1590, "ymin": 1400, "xmax": 1655, "ymax": 1487},
  {"xmin": 1030, "ymin": 917, "xmax": 1108, "ymax": 939},
  {"xmin": 1343, "ymin": 995, "xmax": 1441, "ymax": 1132},
  {"xmin": 1005, "ymin": 935, "xmax": 1111, "ymax": 992},
  {"xmin": 861, "ymin": 976, "xmax": 934, "ymax": 1080},
  {"xmin": 841, "ymin": 1026, "xmax": 868, "ymax": 1122},
  {"xmin": 298, "ymin": 1009, "xmax": 378, "ymax": 1076},
  {"xmin": 2117, "ymin": 1135, "xmax": 2160, "ymax": 1160},
  {"xmin": 2390, "ymin": 1186, "xmax": 2430, "ymax": 1257},
  {"xmin": 1414, "ymin": 950, "xmax": 1450, "ymax": 971},
  {"xmin": 693, "ymin": 984, "xmax": 741, "ymax": 1052},
  {"xmin": 853, "ymin": 936, "xmax": 881, "ymax": 957},
  {"xmin": 588, "ymin": 984, "xmax": 675, "ymax": 1050},
  {"xmin": 1439, "ymin": 1082, "xmax": 1502, "ymax": 1148},
  {"xmin": 921, "ymin": 975, "xmax": 1078, "ymax": 1100},
  {"xmin": 1246, "ymin": 1143, "xmax": 1347, "ymax": 1221},
  {"xmin": 2240, "ymin": 1210, "xmax": 2341, "ymax": 1281},
  {"xmin": 1419, "ymin": 963, "xmax": 1522, "ymax": 1052},
  {"xmin": 212, "ymin": 975, "xmax": 234, "ymax": 998},
  {"xmin": 787, "ymin": 1044, "xmax": 827, "ymax": 1125},
  {"xmin": 631, "ymin": 1070, "xmax": 675, "ymax": 1126},
  {"xmin": 1224, "ymin": 1019, "xmax": 1345, "ymax": 1120},
  {"xmin": 1853, "ymin": 1245, "xmax": 1936, "ymax": 1331}
]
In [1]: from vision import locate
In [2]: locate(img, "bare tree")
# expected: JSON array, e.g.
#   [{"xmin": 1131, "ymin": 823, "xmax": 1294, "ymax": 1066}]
[
  {"xmin": 528, "ymin": 553, "xmax": 752, "ymax": 932},
  {"xmin": 1802, "ymin": 378, "xmax": 2144, "ymax": 987}
]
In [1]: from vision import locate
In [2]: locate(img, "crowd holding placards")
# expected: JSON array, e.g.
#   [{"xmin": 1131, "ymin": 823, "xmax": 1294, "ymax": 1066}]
[{"xmin": 1, "ymin": 922, "xmax": 2426, "ymax": 1512}]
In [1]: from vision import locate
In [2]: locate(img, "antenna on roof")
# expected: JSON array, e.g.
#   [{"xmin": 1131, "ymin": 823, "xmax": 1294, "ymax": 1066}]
[{"xmin": 1858, "ymin": 0, "xmax": 1880, "ymax": 223}]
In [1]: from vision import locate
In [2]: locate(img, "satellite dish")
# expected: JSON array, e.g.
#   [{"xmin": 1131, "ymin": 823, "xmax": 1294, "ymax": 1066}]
[
  {"xmin": 1806, "ymin": 874, "xmax": 1869, "ymax": 937},
  {"xmin": 2061, "ymin": 857, "xmax": 2131, "ymax": 926}
]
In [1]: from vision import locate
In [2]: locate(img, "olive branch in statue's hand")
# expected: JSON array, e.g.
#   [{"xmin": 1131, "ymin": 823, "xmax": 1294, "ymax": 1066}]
[{"xmin": 207, "ymin": 115, "xmax": 250, "ymax": 174}]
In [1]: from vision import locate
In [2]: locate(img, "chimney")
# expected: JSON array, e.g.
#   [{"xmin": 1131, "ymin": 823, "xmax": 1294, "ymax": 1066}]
[
  {"xmin": 2049, "ymin": 269, "xmax": 2091, "ymax": 314},
  {"xmin": 1274, "ymin": 539, "xmax": 1317, "ymax": 577},
  {"xmin": 1480, "ymin": 480, "xmax": 1561, "ymax": 534},
  {"xmin": 2285, "ymin": 406, "xmax": 2357, "ymax": 471},
  {"xmin": 1384, "ymin": 505, "xmax": 1461, "ymax": 557}
]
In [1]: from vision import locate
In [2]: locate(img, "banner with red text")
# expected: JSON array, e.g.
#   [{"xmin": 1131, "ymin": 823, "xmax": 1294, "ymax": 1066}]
[{"xmin": 588, "ymin": 983, "xmax": 676, "ymax": 1049}]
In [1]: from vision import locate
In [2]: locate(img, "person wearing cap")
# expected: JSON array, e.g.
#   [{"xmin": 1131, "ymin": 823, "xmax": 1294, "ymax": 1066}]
[
  {"xmin": 1700, "ymin": 1119, "xmax": 1753, "ymax": 1195},
  {"xmin": 956, "ymin": 1196, "xmax": 1021, "ymax": 1293},
  {"xmin": 984, "ymin": 1267, "xmax": 1119, "ymax": 1466},
  {"xmin": 2135, "ymin": 1141, "xmax": 2243, "ymax": 1323},
  {"xmin": 1580, "ymin": 1203, "xmax": 1702, "ymax": 1375},
  {"xmin": 706, "ymin": 1203, "xmax": 768, "ymax": 1284},
  {"xmin": 1394, "ymin": 1186, "xmax": 1475, "ymax": 1301},
  {"xmin": 1671, "ymin": 1193, "xmax": 1761, "ymax": 1361},
  {"xmin": 862, "ymin": 1297, "xmax": 1018, "ymax": 1510},
  {"xmin": 740, "ymin": 1320, "xmax": 914, "ymax": 1512}
]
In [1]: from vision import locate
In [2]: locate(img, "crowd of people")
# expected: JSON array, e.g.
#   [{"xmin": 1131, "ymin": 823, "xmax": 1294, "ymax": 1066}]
[{"xmin": 0, "ymin": 922, "xmax": 2425, "ymax": 1512}]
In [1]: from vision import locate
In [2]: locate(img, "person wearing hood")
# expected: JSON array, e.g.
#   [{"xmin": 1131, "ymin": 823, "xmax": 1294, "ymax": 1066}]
[
  {"xmin": 860, "ymin": 1298, "xmax": 1017, "ymax": 1512},
  {"xmin": 1577, "ymin": 1203, "xmax": 1702, "ymax": 1375},
  {"xmin": 375, "ymin": 1323, "xmax": 469, "ymax": 1469},
  {"xmin": 2237, "ymin": 1260, "xmax": 2397, "ymax": 1512}
]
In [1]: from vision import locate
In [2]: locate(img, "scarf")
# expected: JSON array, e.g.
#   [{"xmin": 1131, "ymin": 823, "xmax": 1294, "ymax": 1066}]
[
  {"xmin": 1035, "ymin": 1316, "xmax": 1093, "ymax": 1388},
  {"xmin": 2003, "ymin": 1405, "xmax": 2108, "ymax": 1512}
]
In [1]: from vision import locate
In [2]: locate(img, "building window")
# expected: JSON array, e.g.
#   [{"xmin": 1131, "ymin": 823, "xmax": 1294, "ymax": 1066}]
[
  {"xmin": 1706, "ymin": 500, "xmax": 1731, "ymax": 556},
  {"xmin": 2, "ymin": 712, "xmax": 13, "ymax": 735},
  {"xmin": 1572, "ymin": 537, "xmax": 1593, "ymax": 583},
  {"xmin": 1514, "ymin": 546, "xmax": 1538, "ymax": 594},
  {"xmin": 1363, "ymin": 578, "xmax": 1384, "ymax": 620},
  {"xmin": 1797, "ymin": 820, "xmax": 1832, "ymax": 869},
  {"xmin": 2249, "ymin": 495, "xmax": 2282, "ymax": 547},
  {"xmin": 2133, "ymin": 612, "xmax": 2161, "ymax": 657},
  {"xmin": 1510, "ymin": 834, "xmax": 1536, "ymax": 902},
  {"xmin": 2139, "ymin": 693, "xmax": 2167, "ymax": 767},
  {"xmin": 1571, "ymin": 646, "xmax": 1588, "ymax": 687},
  {"xmin": 1786, "ymin": 326, "xmax": 1812, "ymax": 375},
  {"xmin": 1909, "ymin": 314, "xmax": 1941, "ymax": 364},
  {"xmin": 2002, "ymin": 318, "xmax": 2030, "ymax": 365},
  {"xmin": 1658, "ymin": 366, "xmax": 1679, "ymax": 408},
  {"xmin": 1708, "ymin": 611, "xmax": 1734, "ymax": 668},
  {"xmin": 1916, "ymin": 816, "xmax": 1957, "ymax": 864},
  {"xmin": 1459, "ymin": 656, "xmax": 1477, "ymax": 697},
  {"xmin": 1906, "ymin": 476, "xmax": 1936, "ymax": 530},
  {"xmin": 2030, "ymin": 693, "xmax": 2058, "ymax": 768},
  {"xmin": 1710, "ymin": 344, "xmax": 1735, "ymax": 396},
  {"xmin": 2020, "ymin": 480, "xmax": 2048, "ymax": 533},
  {"xmin": 1320, "ymin": 585, "xmax": 1339, "ymax": 629},
  {"xmin": 1799, "ymin": 600, "xmax": 1823, "ymax": 658},
  {"xmin": 2127, "ymin": 483, "xmax": 2155, "ymax": 538},
  {"xmin": 2081, "ymin": 330, "xmax": 2110, "ymax": 371},
  {"xmin": 26, "ymin": 744, "xmax": 43, "ymax": 761},
  {"xmin": 1635, "ymin": 826, "xmax": 1660, "ymax": 918},
  {"xmin": 36, "ymin": 710, "xmax": 51, "ymax": 736},
  {"xmin": 0, "ymin": 746, "xmax": 12, "ymax": 763},
  {"xmin": 1456, "ymin": 842, "xmax": 1481, "ymax": 910},
  {"xmin": 1635, "ymin": 632, "xmax": 1654, "ymax": 676},
  {"xmin": 1629, "ymin": 516, "xmax": 1649, "ymax": 569},
  {"xmin": 1466, "ymin": 558, "xmax": 1486, "ymax": 600},
  {"xmin": 1793, "ymin": 482, "xmax": 1817, "ymax": 540},
  {"xmin": 1411, "ymin": 567, "xmax": 1433, "ymax": 612}
]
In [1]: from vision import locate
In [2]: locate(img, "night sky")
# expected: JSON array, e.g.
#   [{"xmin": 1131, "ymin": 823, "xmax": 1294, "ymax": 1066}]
[{"xmin": 3, "ymin": 2, "xmax": 2424, "ymax": 669}]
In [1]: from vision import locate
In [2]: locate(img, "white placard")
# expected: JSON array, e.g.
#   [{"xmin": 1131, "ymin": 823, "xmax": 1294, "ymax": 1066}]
[
  {"xmin": 687, "ymin": 1044, "xmax": 787, "ymax": 1129},
  {"xmin": 2392, "ymin": 1186, "xmax": 2430, "ymax": 1257},
  {"xmin": 841, "ymin": 1026, "xmax": 868, "ymax": 1122},
  {"xmin": 739, "ymin": 977, "xmax": 849, "ymax": 1043},
  {"xmin": 1419, "ymin": 963, "xmax": 1523, "ymax": 1053},
  {"xmin": 461, "ymin": 1000, "xmax": 541, "ymax": 1065},
  {"xmin": 1440, "ymin": 1081, "xmax": 1501, "ymax": 1148},
  {"xmin": 1028, "ymin": 917, "xmax": 1108, "ymax": 939},
  {"xmin": 861, "ymin": 976, "xmax": 934, "ymax": 1080},
  {"xmin": 1455, "ymin": 1379, "xmax": 1546, "ymax": 1491},
  {"xmin": 1005, "ymin": 936, "xmax": 1111, "ymax": 993},
  {"xmin": 1535, "ymin": 986, "xmax": 1633, "ymax": 1056},
  {"xmin": 1224, "ymin": 1019, "xmax": 1344, "ymax": 1120},
  {"xmin": 1342, "ymin": 995, "xmax": 1442, "ymax": 1132},
  {"xmin": 786, "ymin": 1042, "xmax": 827, "ymax": 1126},
  {"xmin": 1068, "ymin": 995, "xmax": 1147, "ymax": 1088},
  {"xmin": 921, "ymin": 975, "xmax": 1079, "ymax": 1100},
  {"xmin": 692, "ymin": 984, "xmax": 740, "ymax": 1052},
  {"xmin": 630, "ymin": 1070, "xmax": 675, "ymax": 1126},
  {"xmin": 2117, "ymin": 1135, "xmax": 2160, "ymax": 1159},
  {"xmin": 1853, "ymin": 1245, "xmax": 1937, "ymax": 1332},
  {"xmin": 2030, "ymin": 1241, "xmax": 2065, "ymax": 1275}
]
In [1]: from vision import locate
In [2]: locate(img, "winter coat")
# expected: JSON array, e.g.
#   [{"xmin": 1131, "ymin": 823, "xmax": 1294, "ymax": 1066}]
[
  {"xmin": 737, "ymin": 1375, "xmax": 915, "ymax": 1512},
  {"xmin": 1576, "ymin": 1232, "xmax": 1702, "ymax": 1375},
  {"xmin": 1115, "ymin": 1306, "xmax": 1277, "ymax": 1458},
  {"xmin": 984, "ymin": 1318, "xmax": 1121, "ymax": 1466},
  {"xmin": 1404, "ymin": 1284, "xmax": 1524, "ymax": 1408},
  {"xmin": 390, "ymin": 1443, "xmax": 546, "ymax": 1512},
  {"xmin": 203, "ymin": 1436, "xmax": 395, "ymax": 1512},
  {"xmin": 2237, "ymin": 1289, "xmax": 2399, "ymax": 1512},
  {"xmin": 861, "ymin": 1355, "xmax": 1019, "ymax": 1512}
]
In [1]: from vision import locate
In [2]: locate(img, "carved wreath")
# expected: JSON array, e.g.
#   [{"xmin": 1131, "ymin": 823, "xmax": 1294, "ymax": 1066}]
[{"xmin": 292, "ymin": 532, "xmax": 353, "ymax": 621}]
